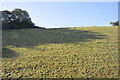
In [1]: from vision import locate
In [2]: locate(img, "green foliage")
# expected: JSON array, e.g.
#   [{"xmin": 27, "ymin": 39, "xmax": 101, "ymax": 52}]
[
  {"xmin": 12, "ymin": 8, "xmax": 23, "ymax": 15},
  {"xmin": 2, "ymin": 21, "xmax": 10, "ymax": 29},
  {"xmin": 110, "ymin": 21, "xmax": 119, "ymax": 26},
  {"xmin": 2, "ymin": 26, "xmax": 118, "ymax": 78},
  {"xmin": 1, "ymin": 8, "xmax": 35, "ymax": 30}
]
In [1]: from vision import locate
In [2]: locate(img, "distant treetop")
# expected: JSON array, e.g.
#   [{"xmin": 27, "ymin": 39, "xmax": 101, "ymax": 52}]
[{"xmin": 110, "ymin": 21, "xmax": 119, "ymax": 26}]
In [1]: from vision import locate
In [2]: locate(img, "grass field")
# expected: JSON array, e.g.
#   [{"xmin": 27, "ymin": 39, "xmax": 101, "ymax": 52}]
[{"xmin": 2, "ymin": 26, "xmax": 119, "ymax": 78}]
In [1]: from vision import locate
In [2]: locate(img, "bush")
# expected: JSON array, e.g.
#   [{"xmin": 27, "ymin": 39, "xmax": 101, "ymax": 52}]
[{"xmin": 110, "ymin": 21, "xmax": 119, "ymax": 26}]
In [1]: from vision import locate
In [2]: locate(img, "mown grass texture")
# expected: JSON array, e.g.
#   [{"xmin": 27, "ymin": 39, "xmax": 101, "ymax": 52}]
[{"xmin": 2, "ymin": 26, "xmax": 119, "ymax": 78}]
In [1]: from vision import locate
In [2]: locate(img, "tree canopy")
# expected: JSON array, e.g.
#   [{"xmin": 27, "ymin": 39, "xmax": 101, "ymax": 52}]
[
  {"xmin": 110, "ymin": 21, "xmax": 119, "ymax": 26},
  {"xmin": 0, "ymin": 8, "xmax": 44, "ymax": 30}
]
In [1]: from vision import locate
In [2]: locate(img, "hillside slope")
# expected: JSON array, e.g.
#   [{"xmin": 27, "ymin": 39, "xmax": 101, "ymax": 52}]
[{"xmin": 2, "ymin": 26, "xmax": 119, "ymax": 78}]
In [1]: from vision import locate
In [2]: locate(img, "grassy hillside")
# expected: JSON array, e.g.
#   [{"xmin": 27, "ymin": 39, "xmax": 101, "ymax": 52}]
[{"xmin": 2, "ymin": 26, "xmax": 118, "ymax": 78}]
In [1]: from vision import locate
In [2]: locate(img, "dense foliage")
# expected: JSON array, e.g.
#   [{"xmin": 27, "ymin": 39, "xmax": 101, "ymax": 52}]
[
  {"xmin": 110, "ymin": 21, "xmax": 119, "ymax": 26},
  {"xmin": 0, "ymin": 8, "xmax": 44, "ymax": 30}
]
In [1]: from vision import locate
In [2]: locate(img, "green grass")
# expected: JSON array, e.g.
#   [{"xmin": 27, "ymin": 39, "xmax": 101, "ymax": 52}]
[{"xmin": 2, "ymin": 26, "xmax": 119, "ymax": 78}]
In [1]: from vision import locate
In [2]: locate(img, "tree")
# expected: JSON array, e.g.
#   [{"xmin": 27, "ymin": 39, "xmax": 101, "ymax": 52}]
[
  {"xmin": 0, "ymin": 10, "xmax": 12, "ymax": 29},
  {"xmin": 1, "ymin": 8, "xmax": 36, "ymax": 29},
  {"xmin": 11, "ymin": 8, "xmax": 34, "ymax": 29},
  {"xmin": 110, "ymin": 21, "xmax": 119, "ymax": 26}
]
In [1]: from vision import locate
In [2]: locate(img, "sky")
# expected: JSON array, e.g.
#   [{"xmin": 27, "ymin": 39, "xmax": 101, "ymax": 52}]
[
  {"xmin": 0, "ymin": 2, "xmax": 118, "ymax": 28},
  {"xmin": 118, "ymin": 1, "xmax": 120, "ymax": 24},
  {"xmin": 0, "ymin": 0, "xmax": 119, "ymax": 2}
]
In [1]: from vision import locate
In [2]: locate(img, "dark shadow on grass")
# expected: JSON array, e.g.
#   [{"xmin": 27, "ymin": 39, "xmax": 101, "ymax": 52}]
[
  {"xmin": 2, "ymin": 48, "xmax": 19, "ymax": 58},
  {"xmin": 2, "ymin": 28, "xmax": 106, "ymax": 47},
  {"xmin": 2, "ymin": 28, "xmax": 107, "ymax": 58}
]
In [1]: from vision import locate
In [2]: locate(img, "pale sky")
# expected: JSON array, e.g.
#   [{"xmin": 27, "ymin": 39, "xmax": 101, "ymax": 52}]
[{"xmin": 0, "ymin": 2, "xmax": 118, "ymax": 28}]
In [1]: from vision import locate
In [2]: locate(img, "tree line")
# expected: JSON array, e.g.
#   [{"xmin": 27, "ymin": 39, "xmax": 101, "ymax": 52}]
[{"xmin": 0, "ymin": 8, "xmax": 45, "ymax": 30}]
